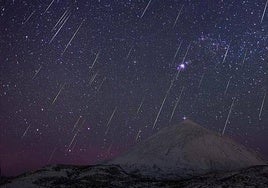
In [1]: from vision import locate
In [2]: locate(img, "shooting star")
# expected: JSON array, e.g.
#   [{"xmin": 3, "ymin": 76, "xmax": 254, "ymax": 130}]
[
  {"xmin": 222, "ymin": 98, "xmax": 235, "ymax": 135},
  {"xmin": 72, "ymin": 115, "xmax": 82, "ymax": 132},
  {"xmin": 67, "ymin": 131, "xmax": 79, "ymax": 150},
  {"xmin": 90, "ymin": 51, "xmax": 100, "ymax": 69},
  {"xmin": 32, "ymin": 65, "xmax": 42, "ymax": 80},
  {"xmin": 224, "ymin": 76, "xmax": 232, "ymax": 95},
  {"xmin": 97, "ymin": 77, "xmax": 106, "ymax": 92},
  {"xmin": 52, "ymin": 83, "xmax": 65, "ymax": 105},
  {"xmin": 181, "ymin": 43, "xmax": 191, "ymax": 64},
  {"xmin": 21, "ymin": 125, "xmax": 30, "ymax": 139},
  {"xmin": 153, "ymin": 80, "xmax": 173, "ymax": 129},
  {"xmin": 261, "ymin": 0, "xmax": 268, "ymax": 23},
  {"xmin": 52, "ymin": 9, "xmax": 70, "ymax": 31},
  {"xmin": 169, "ymin": 86, "xmax": 184, "ymax": 122},
  {"xmin": 259, "ymin": 91, "xmax": 266, "ymax": 120},
  {"xmin": 43, "ymin": 0, "xmax": 55, "ymax": 14},
  {"xmin": 68, "ymin": 120, "xmax": 85, "ymax": 151},
  {"xmin": 135, "ymin": 130, "xmax": 142, "ymax": 141},
  {"xmin": 89, "ymin": 72, "xmax": 98, "ymax": 85},
  {"xmin": 171, "ymin": 40, "xmax": 183, "ymax": 66},
  {"xmin": 62, "ymin": 19, "xmax": 85, "ymax": 55},
  {"xmin": 137, "ymin": 97, "xmax": 145, "ymax": 114},
  {"xmin": 22, "ymin": 10, "xmax": 35, "ymax": 24},
  {"xmin": 198, "ymin": 73, "xmax": 205, "ymax": 88},
  {"xmin": 221, "ymin": 43, "xmax": 231, "ymax": 64},
  {"xmin": 126, "ymin": 45, "xmax": 134, "ymax": 59},
  {"xmin": 70, "ymin": 139, "xmax": 77, "ymax": 151},
  {"xmin": 173, "ymin": 5, "xmax": 184, "ymax": 28},
  {"xmin": 49, "ymin": 12, "xmax": 70, "ymax": 44},
  {"xmin": 141, "ymin": 0, "xmax": 152, "ymax": 18},
  {"xmin": 105, "ymin": 107, "xmax": 117, "ymax": 135}
]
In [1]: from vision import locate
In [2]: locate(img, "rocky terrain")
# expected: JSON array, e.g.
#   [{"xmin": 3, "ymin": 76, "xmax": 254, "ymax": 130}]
[{"xmin": 1, "ymin": 164, "xmax": 268, "ymax": 188}]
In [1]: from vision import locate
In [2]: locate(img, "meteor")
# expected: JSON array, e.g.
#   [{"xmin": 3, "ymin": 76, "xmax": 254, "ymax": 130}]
[
  {"xmin": 169, "ymin": 87, "xmax": 184, "ymax": 122},
  {"xmin": 173, "ymin": 5, "xmax": 184, "ymax": 28},
  {"xmin": 105, "ymin": 107, "xmax": 117, "ymax": 135},
  {"xmin": 261, "ymin": 0, "xmax": 268, "ymax": 23},
  {"xmin": 222, "ymin": 98, "xmax": 235, "ymax": 135},
  {"xmin": 43, "ymin": 0, "xmax": 55, "ymax": 14},
  {"xmin": 259, "ymin": 91, "xmax": 266, "ymax": 120},
  {"xmin": 52, "ymin": 83, "xmax": 65, "ymax": 105},
  {"xmin": 62, "ymin": 19, "xmax": 85, "ymax": 55},
  {"xmin": 22, "ymin": 10, "xmax": 35, "ymax": 24},
  {"xmin": 141, "ymin": 0, "xmax": 152, "ymax": 18},
  {"xmin": 32, "ymin": 65, "xmax": 42, "ymax": 80}
]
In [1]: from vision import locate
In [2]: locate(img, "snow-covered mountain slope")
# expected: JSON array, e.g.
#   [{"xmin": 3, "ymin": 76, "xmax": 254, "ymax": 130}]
[{"xmin": 108, "ymin": 120, "xmax": 266, "ymax": 178}]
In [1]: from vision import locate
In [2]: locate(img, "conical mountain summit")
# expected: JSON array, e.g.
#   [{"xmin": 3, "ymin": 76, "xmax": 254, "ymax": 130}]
[{"xmin": 109, "ymin": 120, "xmax": 266, "ymax": 178}]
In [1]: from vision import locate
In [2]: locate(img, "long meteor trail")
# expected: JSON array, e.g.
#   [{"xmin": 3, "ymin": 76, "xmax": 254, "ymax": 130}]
[
  {"xmin": 153, "ymin": 80, "xmax": 174, "ymax": 129},
  {"xmin": 62, "ymin": 19, "xmax": 85, "ymax": 55},
  {"xmin": 52, "ymin": 9, "xmax": 70, "ymax": 31},
  {"xmin": 259, "ymin": 91, "xmax": 266, "ymax": 120},
  {"xmin": 261, "ymin": 0, "xmax": 268, "ymax": 23},
  {"xmin": 173, "ymin": 5, "xmax": 184, "ymax": 28},
  {"xmin": 222, "ymin": 43, "xmax": 231, "ymax": 64},
  {"xmin": 32, "ymin": 65, "xmax": 42, "ymax": 80},
  {"xmin": 222, "ymin": 98, "xmax": 235, "ymax": 135},
  {"xmin": 224, "ymin": 76, "xmax": 232, "ymax": 95},
  {"xmin": 43, "ymin": 0, "xmax": 55, "ymax": 14},
  {"xmin": 169, "ymin": 87, "xmax": 184, "ymax": 122},
  {"xmin": 141, "ymin": 0, "xmax": 152, "ymax": 18},
  {"xmin": 52, "ymin": 83, "xmax": 65, "ymax": 105},
  {"xmin": 49, "ymin": 12, "xmax": 70, "ymax": 44},
  {"xmin": 105, "ymin": 107, "xmax": 117, "ymax": 135},
  {"xmin": 172, "ymin": 40, "xmax": 183, "ymax": 66},
  {"xmin": 22, "ymin": 10, "xmax": 35, "ymax": 24}
]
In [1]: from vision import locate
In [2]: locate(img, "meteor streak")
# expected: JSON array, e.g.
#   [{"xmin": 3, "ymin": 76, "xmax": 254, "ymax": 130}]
[
  {"xmin": 32, "ymin": 65, "xmax": 42, "ymax": 80},
  {"xmin": 43, "ymin": 0, "xmax": 55, "ymax": 14},
  {"xmin": 224, "ymin": 76, "xmax": 232, "ymax": 95},
  {"xmin": 52, "ymin": 83, "xmax": 65, "ymax": 105},
  {"xmin": 62, "ymin": 19, "xmax": 85, "ymax": 55},
  {"xmin": 261, "ymin": 0, "xmax": 268, "ymax": 23},
  {"xmin": 222, "ymin": 98, "xmax": 235, "ymax": 135},
  {"xmin": 105, "ymin": 107, "xmax": 117, "ymax": 135},
  {"xmin": 49, "ymin": 12, "xmax": 70, "ymax": 44},
  {"xmin": 173, "ymin": 5, "xmax": 184, "ymax": 28},
  {"xmin": 141, "ymin": 0, "xmax": 152, "ymax": 18},
  {"xmin": 222, "ymin": 43, "xmax": 231, "ymax": 64},
  {"xmin": 153, "ymin": 80, "xmax": 174, "ymax": 129},
  {"xmin": 259, "ymin": 91, "xmax": 266, "ymax": 120},
  {"xmin": 169, "ymin": 87, "xmax": 184, "ymax": 122},
  {"xmin": 22, "ymin": 10, "xmax": 35, "ymax": 24}
]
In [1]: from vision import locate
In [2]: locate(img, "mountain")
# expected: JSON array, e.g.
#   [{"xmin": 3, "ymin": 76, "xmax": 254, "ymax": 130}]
[
  {"xmin": 1, "ymin": 120, "xmax": 267, "ymax": 188},
  {"xmin": 108, "ymin": 120, "xmax": 266, "ymax": 178}
]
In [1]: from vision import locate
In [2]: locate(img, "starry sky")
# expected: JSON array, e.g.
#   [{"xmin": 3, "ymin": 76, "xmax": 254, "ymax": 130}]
[{"xmin": 0, "ymin": 0, "xmax": 267, "ymax": 176}]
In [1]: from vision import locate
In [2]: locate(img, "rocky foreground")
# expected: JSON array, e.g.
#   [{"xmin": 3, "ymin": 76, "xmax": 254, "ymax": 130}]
[{"xmin": 1, "ymin": 164, "xmax": 268, "ymax": 188}]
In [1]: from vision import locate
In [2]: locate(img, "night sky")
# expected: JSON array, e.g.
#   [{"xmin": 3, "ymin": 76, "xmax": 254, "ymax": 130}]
[{"xmin": 0, "ymin": 0, "xmax": 267, "ymax": 176}]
